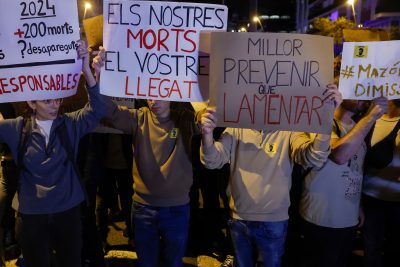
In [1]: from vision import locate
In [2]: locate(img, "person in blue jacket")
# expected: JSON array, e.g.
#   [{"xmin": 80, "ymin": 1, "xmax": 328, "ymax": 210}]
[{"xmin": 0, "ymin": 41, "xmax": 106, "ymax": 267}]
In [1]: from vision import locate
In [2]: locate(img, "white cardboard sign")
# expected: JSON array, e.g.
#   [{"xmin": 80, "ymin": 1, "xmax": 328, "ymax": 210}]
[
  {"xmin": 339, "ymin": 40, "xmax": 400, "ymax": 100},
  {"xmin": 0, "ymin": 0, "xmax": 81, "ymax": 103},
  {"xmin": 101, "ymin": 0, "xmax": 228, "ymax": 102}
]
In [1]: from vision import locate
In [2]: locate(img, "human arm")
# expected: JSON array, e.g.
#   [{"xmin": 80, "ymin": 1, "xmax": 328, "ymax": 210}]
[
  {"xmin": 291, "ymin": 84, "xmax": 343, "ymax": 168},
  {"xmin": 201, "ymin": 107, "xmax": 217, "ymax": 149},
  {"xmin": 90, "ymin": 47, "xmax": 138, "ymax": 134},
  {"xmin": 330, "ymin": 97, "xmax": 387, "ymax": 165},
  {"xmin": 78, "ymin": 41, "xmax": 96, "ymax": 88},
  {"xmin": 313, "ymin": 83, "xmax": 343, "ymax": 152},
  {"xmin": 200, "ymin": 108, "xmax": 232, "ymax": 169},
  {"xmin": 65, "ymin": 41, "xmax": 107, "ymax": 137}
]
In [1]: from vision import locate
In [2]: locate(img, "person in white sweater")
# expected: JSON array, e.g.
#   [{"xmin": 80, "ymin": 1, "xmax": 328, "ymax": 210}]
[
  {"xmin": 200, "ymin": 84, "xmax": 341, "ymax": 267},
  {"xmin": 299, "ymin": 97, "xmax": 387, "ymax": 267}
]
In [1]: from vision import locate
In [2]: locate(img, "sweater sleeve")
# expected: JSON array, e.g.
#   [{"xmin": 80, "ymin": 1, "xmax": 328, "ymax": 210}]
[
  {"xmin": 66, "ymin": 83, "xmax": 107, "ymax": 138},
  {"xmin": 290, "ymin": 132, "xmax": 331, "ymax": 169},
  {"xmin": 200, "ymin": 128, "xmax": 234, "ymax": 169},
  {"xmin": 103, "ymin": 96, "xmax": 139, "ymax": 135}
]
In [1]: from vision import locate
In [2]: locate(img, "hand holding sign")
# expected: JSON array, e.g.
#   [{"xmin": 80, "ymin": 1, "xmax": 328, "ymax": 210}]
[
  {"xmin": 92, "ymin": 46, "xmax": 106, "ymax": 82},
  {"xmin": 322, "ymin": 84, "xmax": 343, "ymax": 109},
  {"xmin": 365, "ymin": 97, "xmax": 388, "ymax": 120},
  {"xmin": 77, "ymin": 41, "xmax": 90, "ymax": 72},
  {"xmin": 201, "ymin": 107, "xmax": 217, "ymax": 135},
  {"xmin": 77, "ymin": 41, "xmax": 96, "ymax": 88}
]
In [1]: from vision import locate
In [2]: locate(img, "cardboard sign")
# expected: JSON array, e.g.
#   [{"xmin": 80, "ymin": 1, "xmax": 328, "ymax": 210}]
[
  {"xmin": 0, "ymin": 0, "xmax": 81, "ymax": 103},
  {"xmin": 343, "ymin": 28, "xmax": 389, "ymax": 42},
  {"xmin": 83, "ymin": 15, "xmax": 103, "ymax": 50},
  {"xmin": 339, "ymin": 40, "xmax": 400, "ymax": 100},
  {"xmin": 207, "ymin": 32, "xmax": 334, "ymax": 134},
  {"xmin": 101, "ymin": 0, "xmax": 228, "ymax": 102}
]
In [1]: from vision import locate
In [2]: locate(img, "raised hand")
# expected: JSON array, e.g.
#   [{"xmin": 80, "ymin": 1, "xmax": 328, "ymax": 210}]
[
  {"xmin": 77, "ymin": 40, "xmax": 90, "ymax": 72},
  {"xmin": 77, "ymin": 40, "xmax": 95, "ymax": 87},
  {"xmin": 201, "ymin": 108, "xmax": 217, "ymax": 135},
  {"xmin": 322, "ymin": 83, "xmax": 342, "ymax": 108},
  {"xmin": 92, "ymin": 46, "xmax": 106, "ymax": 81},
  {"xmin": 366, "ymin": 97, "xmax": 388, "ymax": 120}
]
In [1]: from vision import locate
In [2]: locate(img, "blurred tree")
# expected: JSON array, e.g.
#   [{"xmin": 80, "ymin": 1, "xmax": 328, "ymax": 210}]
[{"xmin": 309, "ymin": 17, "xmax": 354, "ymax": 44}]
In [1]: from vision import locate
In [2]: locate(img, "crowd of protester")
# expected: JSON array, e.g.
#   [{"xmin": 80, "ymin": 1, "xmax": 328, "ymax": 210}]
[{"xmin": 0, "ymin": 30, "xmax": 399, "ymax": 267}]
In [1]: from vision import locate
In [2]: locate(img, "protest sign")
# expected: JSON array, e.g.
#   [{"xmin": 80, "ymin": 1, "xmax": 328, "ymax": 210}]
[
  {"xmin": 343, "ymin": 28, "xmax": 389, "ymax": 42},
  {"xmin": 339, "ymin": 40, "xmax": 400, "ymax": 100},
  {"xmin": 0, "ymin": 0, "xmax": 81, "ymax": 103},
  {"xmin": 207, "ymin": 32, "xmax": 334, "ymax": 134},
  {"xmin": 101, "ymin": 0, "xmax": 228, "ymax": 102}
]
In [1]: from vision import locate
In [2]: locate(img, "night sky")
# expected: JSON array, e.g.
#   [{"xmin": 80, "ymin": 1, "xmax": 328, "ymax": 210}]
[{"xmin": 189, "ymin": 0, "xmax": 296, "ymax": 31}]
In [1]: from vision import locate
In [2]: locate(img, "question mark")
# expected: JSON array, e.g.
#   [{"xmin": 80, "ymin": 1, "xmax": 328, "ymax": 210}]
[{"xmin": 17, "ymin": 40, "xmax": 26, "ymax": 59}]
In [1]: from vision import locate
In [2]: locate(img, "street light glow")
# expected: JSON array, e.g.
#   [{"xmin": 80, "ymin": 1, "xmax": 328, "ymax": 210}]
[
  {"xmin": 83, "ymin": 2, "xmax": 92, "ymax": 19},
  {"xmin": 252, "ymin": 16, "xmax": 264, "ymax": 32},
  {"xmin": 347, "ymin": 0, "xmax": 357, "ymax": 25}
]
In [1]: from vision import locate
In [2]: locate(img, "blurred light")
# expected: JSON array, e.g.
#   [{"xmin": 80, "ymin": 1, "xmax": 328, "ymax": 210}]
[
  {"xmin": 252, "ymin": 16, "xmax": 264, "ymax": 32},
  {"xmin": 83, "ymin": 2, "xmax": 92, "ymax": 19},
  {"xmin": 240, "ymin": 27, "xmax": 247, "ymax": 32},
  {"xmin": 330, "ymin": 11, "xmax": 339, "ymax": 21},
  {"xmin": 347, "ymin": 0, "xmax": 357, "ymax": 24},
  {"xmin": 357, "ymin": 24, "xmax": 363, "ymax": 28}
]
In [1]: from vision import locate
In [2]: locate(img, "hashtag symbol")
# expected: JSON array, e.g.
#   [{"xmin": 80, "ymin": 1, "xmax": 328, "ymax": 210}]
[{"xmin": 340, "ymin": 65, "xmax": 354, "ymax": 79}]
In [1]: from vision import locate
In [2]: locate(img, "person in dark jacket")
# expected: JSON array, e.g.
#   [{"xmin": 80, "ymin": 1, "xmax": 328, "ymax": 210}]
[{"xmin": 0, "ymin": 41, "xmax": 106, "ymax": 267}]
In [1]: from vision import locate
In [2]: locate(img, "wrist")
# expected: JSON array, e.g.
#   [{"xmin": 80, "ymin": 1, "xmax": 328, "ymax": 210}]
[
  {"xmin": 202, "ymin": 133, "xmax": 214, "ymax": 148},
  {"xmin": 313, "ymin": 134, "xmax": 331, "ymax": 151}
]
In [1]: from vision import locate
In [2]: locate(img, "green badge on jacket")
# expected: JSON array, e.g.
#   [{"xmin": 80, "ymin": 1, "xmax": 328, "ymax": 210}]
[
  {"xmin": 264, "ymin": 143, "xmax": 277, "ymax": 154},
  {"xmin": 169, "ymin": 128, "xmax": 179, "ymax": 138}
]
